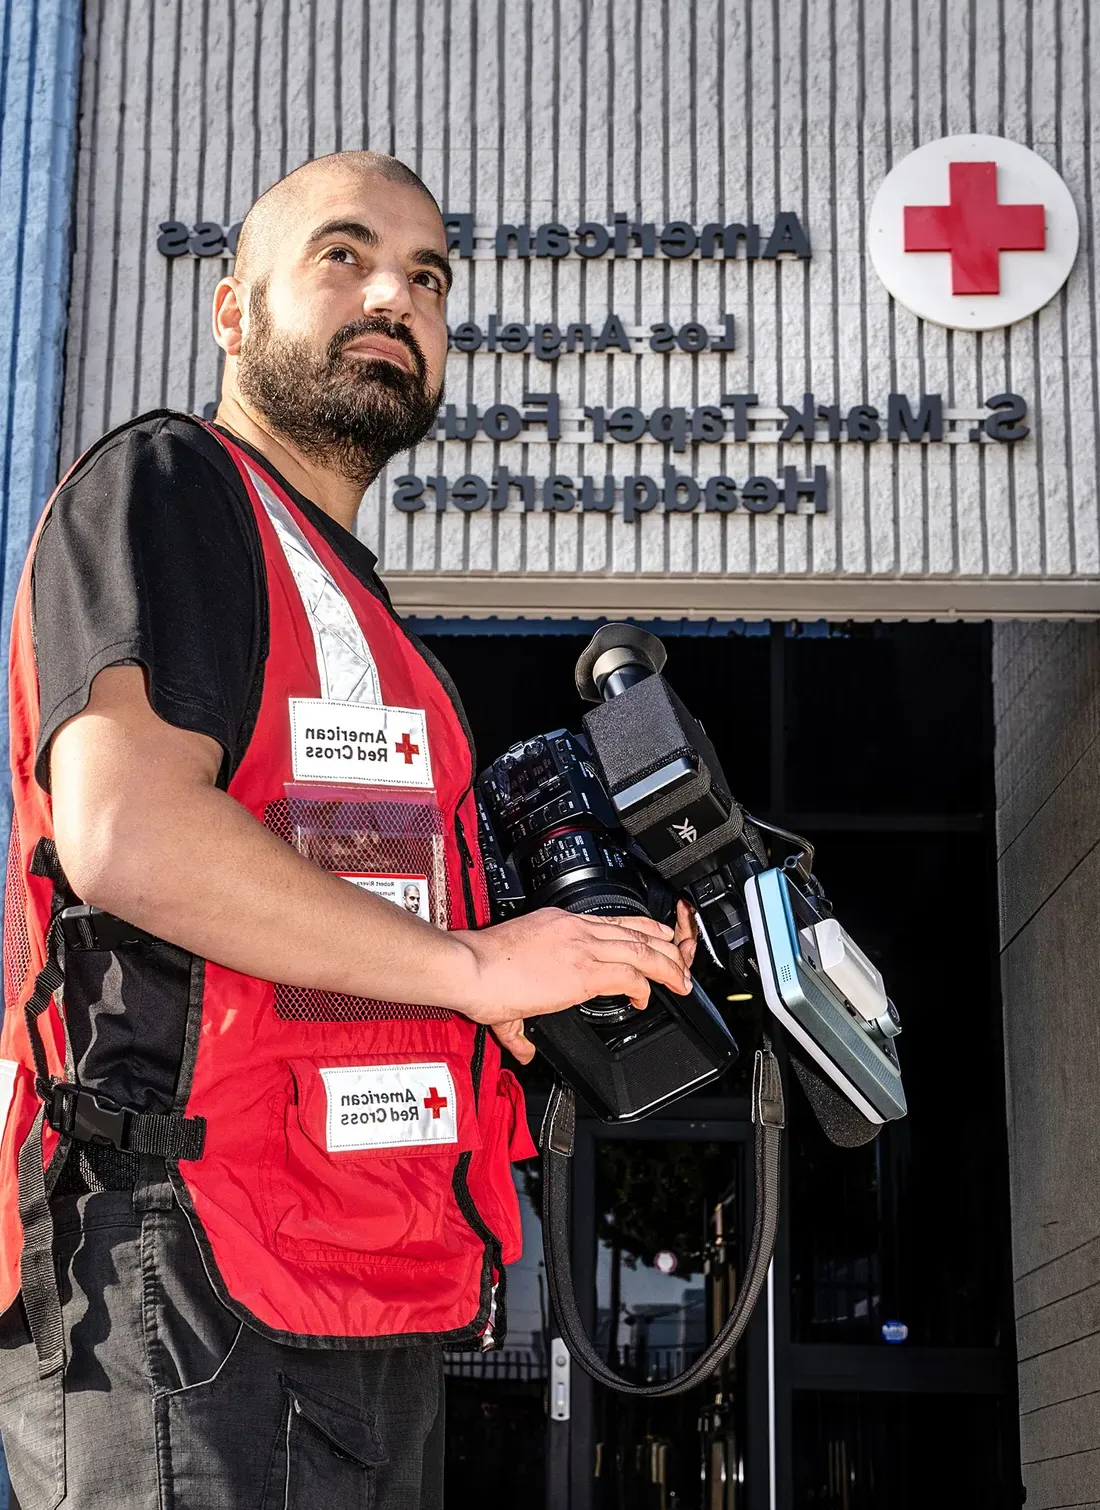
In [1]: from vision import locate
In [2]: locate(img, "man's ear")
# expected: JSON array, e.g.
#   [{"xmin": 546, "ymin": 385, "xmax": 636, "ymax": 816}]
[{"xmin": 213, "ymin": 277, "xmax": 247, "ymax": 357}]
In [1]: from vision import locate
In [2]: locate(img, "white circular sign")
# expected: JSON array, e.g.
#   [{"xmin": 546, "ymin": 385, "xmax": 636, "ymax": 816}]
[
  {"xmin": 653, "ymin": 1250, "xmax": 678, "ymax": 1275},
  {"xmin": 868, "ymin": 134, "xmax": 1079, "ymax": 330}
]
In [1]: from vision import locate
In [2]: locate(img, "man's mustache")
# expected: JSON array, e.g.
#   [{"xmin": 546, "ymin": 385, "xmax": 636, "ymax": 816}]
[{"xmin": 328, "ymin": 316, "xmax": 428, "ymax": 385}]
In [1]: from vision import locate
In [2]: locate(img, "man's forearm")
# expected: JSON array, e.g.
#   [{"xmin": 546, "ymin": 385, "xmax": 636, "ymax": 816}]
[
  {"xmin": 62, "ymin": 773, "xmax": 480, "ymax": 1008},
  {"xmin": 49, "ymin": 667, "xmax": 692, "ymax": 1033},
  {"xmin": 49, "ymin": 668, "xmax": 477, "ymax": 1008}
]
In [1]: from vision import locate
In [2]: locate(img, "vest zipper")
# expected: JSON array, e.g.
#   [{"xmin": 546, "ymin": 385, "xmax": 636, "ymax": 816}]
[
  {"xmin": 454, "ymin": 794, "xmax": 487, "ymax": 1105},
  {"xmin": 454, "ymin": 803, "xmax": 477, "ymax": 916},
  {"xmin": 450, "ymin": 789, "xmax": 502, "ymax": 1347}
]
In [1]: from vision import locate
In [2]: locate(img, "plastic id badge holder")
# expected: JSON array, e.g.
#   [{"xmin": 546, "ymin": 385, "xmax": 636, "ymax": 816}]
[
  {"xmin": 267, "ymin": 698, "xmax": 451, "ymax": 1022},
  {"xmin": 283, "ymin": 782, "xmax": 449, "ymax": 929}
]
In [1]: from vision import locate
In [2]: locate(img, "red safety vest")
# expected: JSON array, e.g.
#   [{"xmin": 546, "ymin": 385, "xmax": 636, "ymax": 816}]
[{"xmin": 0, "ymin": 420, "xmax": 534, "ymax": 1349}]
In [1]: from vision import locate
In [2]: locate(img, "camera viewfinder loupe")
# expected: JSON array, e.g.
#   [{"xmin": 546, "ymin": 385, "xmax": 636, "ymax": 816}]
[{"xmin": 574, "ymin": 624, "xmax": 666, "ymax": 702}]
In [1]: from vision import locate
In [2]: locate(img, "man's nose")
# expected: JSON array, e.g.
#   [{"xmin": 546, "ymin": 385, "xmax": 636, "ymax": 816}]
[{"xmin": 360, "ymin": 266, "xmax": 415, "ymax": 324}]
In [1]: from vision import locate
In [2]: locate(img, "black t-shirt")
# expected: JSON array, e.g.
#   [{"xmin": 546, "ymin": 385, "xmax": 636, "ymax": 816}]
[
  {"xmin": 29, "ymin": 411, "xmax": 395, "ymax": 1118},
  {"xmin": 33, "ymin": 411, "xmax": 387, "ymax": 791}
]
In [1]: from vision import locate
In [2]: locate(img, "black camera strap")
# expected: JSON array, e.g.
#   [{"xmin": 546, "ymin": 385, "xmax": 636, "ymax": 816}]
[{"xmin": 540, "ymin": 1045, "xmax": 785, "ymax": 1398}]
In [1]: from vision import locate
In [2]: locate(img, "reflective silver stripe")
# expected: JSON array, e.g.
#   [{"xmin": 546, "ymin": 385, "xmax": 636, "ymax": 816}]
[{"xmin": 246, "ymin": 464, "xmax": 383, "ymax": 706}]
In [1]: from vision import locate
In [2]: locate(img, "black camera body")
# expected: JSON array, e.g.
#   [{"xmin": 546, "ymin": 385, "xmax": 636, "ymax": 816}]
[
  {"xmin": 475, "ymin": 727, "xmax": 738, "ymax": 1121},
  {"xmin": 477, "ymin": 625, "xmax": 906, "ymax": 1139}
]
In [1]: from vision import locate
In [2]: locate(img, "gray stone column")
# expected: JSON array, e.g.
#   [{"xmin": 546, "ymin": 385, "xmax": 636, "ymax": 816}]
[{"xmin": 995, "ymin": 621, "xmax": 1100, "ymax": 1507}]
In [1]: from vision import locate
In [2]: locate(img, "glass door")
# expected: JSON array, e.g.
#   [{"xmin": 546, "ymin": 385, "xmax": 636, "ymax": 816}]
[
  {"xmin": 444, "ymin": 1166, "xmax": 550, "ymax": 1508},
  {"xmin": 557, "ymin": 1117, "xmax": 770, "ymax": 1510}
]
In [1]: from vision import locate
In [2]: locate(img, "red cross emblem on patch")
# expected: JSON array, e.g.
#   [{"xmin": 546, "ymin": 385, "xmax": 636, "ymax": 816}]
[
  {"xmin": 394, "ymin": 732, "xmax": 420, "ymax": 765},
  {"xmin": 423, "ymin": 1087, "xmax": 448, "ymax": 1119}
]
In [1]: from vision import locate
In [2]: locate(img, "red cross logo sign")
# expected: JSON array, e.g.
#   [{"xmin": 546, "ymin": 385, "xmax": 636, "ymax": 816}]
[
  {"xmin": 869, "ymin": 135, "xmax": 1078, "ymax": 330},
  {"xmin": 903, "ymin": 161, "xmax": 1044, "ymax": 295},
  {"xmin": 394, "ymin": 732, "xmax": 420, "ymax": 765},
  {"xmin": 423, "ymin": 1087, "xmax": 448, "ymax": 1119}
]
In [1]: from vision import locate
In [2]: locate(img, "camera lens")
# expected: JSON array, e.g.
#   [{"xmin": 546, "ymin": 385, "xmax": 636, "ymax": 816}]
[
  {"xmin": 577, "ymin": 996, "xmax": 636, "ymax": 1024},
  {"xmin": 477, "ymin": 727, "xmax": 660, "ymax": 1031},
  {"xmin": 559, "ymin": 890, "xmax": 651, "ymax": 1027}
]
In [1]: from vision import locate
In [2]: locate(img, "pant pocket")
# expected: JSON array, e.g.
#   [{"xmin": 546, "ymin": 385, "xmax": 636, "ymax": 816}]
[
  {"xmin": 0, "ymin": 1349, "xmax": 65, "ymax": 1510},
  {"xmin": 142, "ymin": 1208, "xmax": 245, "ymax": 1395},
  {"xmin": 265, "ymin": 1375, "xmax": 387, "ymax": 1510}
]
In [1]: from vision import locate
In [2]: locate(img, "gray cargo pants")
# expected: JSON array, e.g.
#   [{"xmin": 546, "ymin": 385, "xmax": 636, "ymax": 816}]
[{"xmin": 0, "ymin": 1175, "xmax": 446, "ymax": 1509}]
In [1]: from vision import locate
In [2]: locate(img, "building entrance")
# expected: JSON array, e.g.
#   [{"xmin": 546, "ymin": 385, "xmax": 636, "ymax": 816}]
[{"xmin": 421, "ymin": 621, "xmax": 1022, "ymax": 1510}]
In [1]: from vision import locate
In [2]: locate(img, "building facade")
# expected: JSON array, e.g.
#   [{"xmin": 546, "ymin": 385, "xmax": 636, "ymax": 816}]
[{"xmin": 4, "ymin": 0, "xmax": 1100, "ymax": 1505}]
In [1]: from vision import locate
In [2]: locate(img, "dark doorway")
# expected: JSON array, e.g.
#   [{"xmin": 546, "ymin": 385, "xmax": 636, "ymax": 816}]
[{"xmin": 419, "ymin": 620, "xmax": 1021, "ymax": 1510}]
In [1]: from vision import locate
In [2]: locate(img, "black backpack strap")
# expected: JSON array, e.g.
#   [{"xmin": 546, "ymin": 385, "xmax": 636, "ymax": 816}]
[
  {"xmin": 541, "ymin": 1045, "xmax": 785, "ymax": 1398},
  {"xmin": 17, "ymin": 910, "xmax": 68, "ymax": 1377},
  {"xmin": 41, "ymin": 1084, "xmax": 205, "ymax": 1161},
  {"xmin": 15, "ymin": 849, "xmax": 206, "ymax": 1378}
]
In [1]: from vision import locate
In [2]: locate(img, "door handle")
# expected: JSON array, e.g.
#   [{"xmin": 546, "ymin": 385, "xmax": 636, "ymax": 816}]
[{"xmin": 550, "ymin": 1337, "xmax": 571, "ymax": 1421}]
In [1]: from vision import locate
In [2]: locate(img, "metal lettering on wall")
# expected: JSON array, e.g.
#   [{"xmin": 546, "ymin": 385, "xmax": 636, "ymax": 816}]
[
  {"xmin": 404, "ymin": 214, "xmax": 1026, "ymax": 522},
  {"xmin": 156, "ymin": 211, "xmax": 812, "ymax": 263},
  {"xmin": 171, "ymin": 208, "xmax": 1028, "ymax": 526},
  {"xmin": 396, "ymin": 391, "xmax": 1028, "ymax": 517},
  {"xmin": 63, "ymin": 2, "xmax": 1097, "ymax": 609}
]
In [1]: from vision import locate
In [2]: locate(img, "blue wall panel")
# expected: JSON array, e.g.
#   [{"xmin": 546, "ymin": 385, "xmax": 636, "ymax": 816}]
[{"xmin": 0, "ymin": 0, "xmax": 82, "ymax": 834}]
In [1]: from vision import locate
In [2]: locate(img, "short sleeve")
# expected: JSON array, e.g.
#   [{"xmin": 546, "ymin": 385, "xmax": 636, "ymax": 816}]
[{"xmin": 31, "ymin": 417, "xmax": 266, "ymax": 791}]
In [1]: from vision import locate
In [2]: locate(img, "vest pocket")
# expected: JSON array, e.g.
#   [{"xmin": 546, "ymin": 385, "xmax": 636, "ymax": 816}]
[
  {"xmin": 264, "ymin": 1376, "xmax": 385, "ymax": 1510},
  {"xmin": 267, "ymin": 1055, "xmax": 485, "ymax": 1263},
  {"xmin": 468, "ymin": 1068, "xmax": 537, "ymax": 1265},
  {"xmin": 263, "ymin": 788, "xmax": 453, "ymax": 1023}
]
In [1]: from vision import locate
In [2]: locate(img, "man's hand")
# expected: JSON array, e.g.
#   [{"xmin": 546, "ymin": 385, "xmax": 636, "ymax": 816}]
[
  {"xmin": 455, "ymin": 910, "xmax": 692, "ymax": 1064},
  {"xmin": 673, "ymin": 898, "xmax": 699, "ymax": 972}
]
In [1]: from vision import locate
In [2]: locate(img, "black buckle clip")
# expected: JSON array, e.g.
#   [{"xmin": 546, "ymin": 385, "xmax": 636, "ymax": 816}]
[
  {"xmin": 59, "ymin": 905, "xmax": 149, "ymax": 953},
  {"xmin": 46, "ymin": 1082, "xmax": 130, "ymax": 1149}
]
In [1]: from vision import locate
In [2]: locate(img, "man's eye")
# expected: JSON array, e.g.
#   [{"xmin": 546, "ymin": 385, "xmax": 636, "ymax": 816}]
[
  {"xmin": 323, "ymin": 246, "xmax": 356, "ymax": 264},
  {"xmin": 413, "ymin": 270, "xmax": 444, "ymax": 293}
]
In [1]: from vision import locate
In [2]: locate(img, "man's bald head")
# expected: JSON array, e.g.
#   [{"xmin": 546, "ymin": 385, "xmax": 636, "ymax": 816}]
[
  {"xmin": 213, "ymin": 149, "xmax": 449, "ymax": 494},
  {"xmin": 233, "ymin": 151, "xmax": 440, "ymax": 283}
]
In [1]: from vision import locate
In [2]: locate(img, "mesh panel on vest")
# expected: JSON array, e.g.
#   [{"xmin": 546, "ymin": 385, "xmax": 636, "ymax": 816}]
[
  {"xmin": 4, "ymin": 813, "xmax": 30, "ymax": 1007},
  {"xmin": 52, "ymin": 1145, "xmax": 142, "ymax": 1194},
  {"xmin": 263, "ymin": 797, "xmax": 451, "ymax": 1022}
]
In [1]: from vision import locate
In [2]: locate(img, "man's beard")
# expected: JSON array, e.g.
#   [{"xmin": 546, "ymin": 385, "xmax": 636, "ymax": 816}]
[{"xmin": 236, "ymin": 280, "xmax": 442, "ymax": 490}]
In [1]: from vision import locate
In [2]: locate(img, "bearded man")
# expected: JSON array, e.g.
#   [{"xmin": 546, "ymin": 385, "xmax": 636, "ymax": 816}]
[{"xmin": 0, "ymin": 153, "xmax": 694, "ymax": 1508}]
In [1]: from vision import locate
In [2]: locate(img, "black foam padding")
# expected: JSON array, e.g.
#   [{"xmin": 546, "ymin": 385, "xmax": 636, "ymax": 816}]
[
  {"xmin": 787, "ymin": 1040, "xmax": 882, "ymax": 1147},
  {"xmin": 582, "ymin": 675, "xmax": 733, "ymax": 806}
]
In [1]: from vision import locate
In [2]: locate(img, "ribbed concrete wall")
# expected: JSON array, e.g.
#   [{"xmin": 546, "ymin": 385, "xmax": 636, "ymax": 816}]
[
  {"xmin": 60, "ymin": 0, "xmax": 1100, "ymax": 620},
  {"xmin": 996, "ymin": 620, "xmax": 1100, "ymax": 1510}
]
